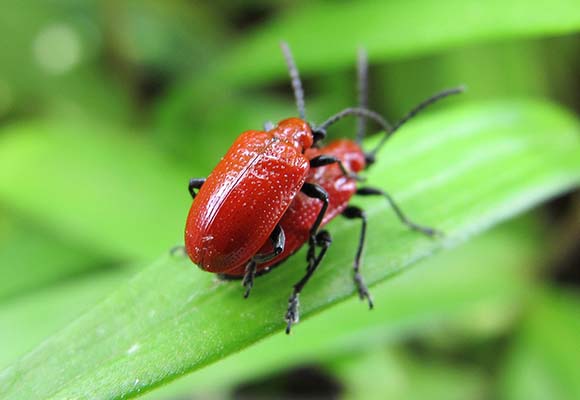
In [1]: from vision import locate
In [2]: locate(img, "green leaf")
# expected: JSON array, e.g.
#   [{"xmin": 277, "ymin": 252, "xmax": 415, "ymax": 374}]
[
  {"xmin": 0, "ymin": 212, "xmax": 104, "ymax": 300},
  {"xmin": 0, "ymin": 214, "xmax": 539, "ymax": 392},
  {"xmin": 154, "ymin": 0, "xmax": 580, "ymax": 166},
  {"xmin": 499, "ymin": 289, "xmax": 580, "ymax": 400},
  {"xmin": 329, "ymin": 349, "xmax": 486, "ymax": 400},
  {"xmin": 143, "ymin": 215, "xmax": 540, "ymax": 399},
  {"xmin": 0, "ymin": 265, "xmax": 134, "ymax": 369},
  {"xmin": 0, "ymin": 99, "xmax": 578, "ymax": 399},
  {"xmin": 379, "ymin": 40, "xmax": 552, "ymax": 118},
  {"xmin": 0, "ymin": 121, "xmax": 191, "ymax": 260},
  {"xmin": 211, "ymin": 0, "xmax": 580, "ymax": 85}
]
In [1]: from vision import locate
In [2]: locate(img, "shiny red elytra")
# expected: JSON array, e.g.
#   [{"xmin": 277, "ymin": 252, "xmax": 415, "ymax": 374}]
[
  {"xmin": 185, "ymin": 118, "xmax": 313, "ymax": 274},
  {"xmin": 184, "ymin": 43, "xmax": 463, "ymax": 333}
]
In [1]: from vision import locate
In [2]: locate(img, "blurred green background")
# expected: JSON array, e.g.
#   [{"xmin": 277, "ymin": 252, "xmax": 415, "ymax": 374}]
[{"xmin": 0, "ymin": 1, "xmax": 579, "ymax": 399}]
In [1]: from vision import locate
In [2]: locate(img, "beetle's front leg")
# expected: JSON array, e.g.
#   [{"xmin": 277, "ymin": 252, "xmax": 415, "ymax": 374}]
[{"xmin": 188, "ymin": 178, "xmax": 206, "ymax": 199}]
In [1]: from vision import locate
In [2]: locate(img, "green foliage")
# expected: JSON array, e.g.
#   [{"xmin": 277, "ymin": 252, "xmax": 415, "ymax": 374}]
[
  {"xmin": 0, "ymin": 0, "xmax": 579, "ymax": 399},
  {"xmin": 0, "ymin": 213, "xmax": 103, "ymax": 300},
  {"xmin": 212, "ymin": 0, "xmax": 580, "ymax": 85},
  {"xmin": 142, "ymin": 216, "xmax": 541, "ymax": 399},
  {"xmin": 0, "ymin": 121, "xmax": 190, "ymax": 260},
  {"xmin": 1, "ymin": 99, "xmax": 579, "ymax": 399},
  {"xmin": 500, "ymin": 289, "xmax": 580, "ymax": 400}
]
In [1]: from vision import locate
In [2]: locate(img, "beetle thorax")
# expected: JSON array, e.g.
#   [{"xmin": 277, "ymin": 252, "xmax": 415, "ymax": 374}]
[
  {"xmin": 322, "ymin": 139, "xmax": 366, "ymax": 173},
  {"xmin": 272, "ymin": 118, "xmax": 313, "ymax": 152}
]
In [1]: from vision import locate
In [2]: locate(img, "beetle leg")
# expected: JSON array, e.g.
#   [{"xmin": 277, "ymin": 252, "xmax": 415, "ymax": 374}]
[
  {"xmin": 285, "ymin": 230, "xmax": 332, "ymax": 334},
  {"xmin": 300, "ymin": 182, "xmax": 330, "ymax": 266},
  {"xmin": 356, "ymin": 187, "xmax": 442, "ymax": 237},
  {"xmin": 243, "ymin": 224, "xmax": 286, "ymax": 298},
  {"xmin": 242, "ymin": 260, "xmax": 257, "ymax": 299},
  {"xmin": 342, "ymin": 206, "xmax": 373, "ymax": 309},
  {"xmin": 188, "ymin": 178, "xmax": 206, "ymax": 199},
  {"xmin": 253, "ymin": 224, "xmax": 286, "ymax": 264},
  {"xmin": 309, "ymin": 155, "xmax": 363, "ymax": 182}
]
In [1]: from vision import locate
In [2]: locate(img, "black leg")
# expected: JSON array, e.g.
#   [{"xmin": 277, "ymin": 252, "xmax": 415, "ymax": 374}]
[
  {"xmin": 188, "ymin": 178, "xmax": 206, "ymax": 199},
  {"xmin": 300, "ymin": 182, "xmax": 329, "ymax": 266},
  {"xmin": 253, "ymin": 224, "xmax": 286, "ymax": 263},
  {"xmin": 309, "ymin": 155, "xmax": 363, "ymax": 181},
  {"xmin": 242, "ymin": 259, "xmax": 257, "ymax": 299},
  {"xmin": 356, "ymin": 187, "xmax": 441, "ymax": 237},
  {"xmin": 342, "ymin": 206, "xmax": 373, "ymax": 309},
  {"xmin": 243, "ymin": 224, "xmax": 286, "ymax": 298},
  {"xmin": 285, "ymin": 230, "xmax": 332, "ymax": 334}
]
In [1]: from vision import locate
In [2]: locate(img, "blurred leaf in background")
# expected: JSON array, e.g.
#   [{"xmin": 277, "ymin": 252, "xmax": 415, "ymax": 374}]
[{"xmin": 0, "ymin": 0, "xmax": 579, "ymax": 399}]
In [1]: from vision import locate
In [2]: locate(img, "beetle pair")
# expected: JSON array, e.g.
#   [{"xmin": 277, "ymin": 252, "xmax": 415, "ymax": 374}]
[{"xmin": 184, "ymin": 43, "xmax": 462, "ymax": 333}]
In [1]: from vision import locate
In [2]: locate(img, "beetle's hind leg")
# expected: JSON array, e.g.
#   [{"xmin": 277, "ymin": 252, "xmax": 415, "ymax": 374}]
[
  {"xmin": 342, "ymin": 206, "xmax": 373, "ymax": 309},
  {"xmin": 285, "ymin": 230, "xmax": 332, "ymax": 334},
  {"xmin": 356, "ymin": 187, "xmax": 442, "ymax": 237},
  {"xmin": 242, "ymin": 224, "xmax": 286, "ymax": 298}
]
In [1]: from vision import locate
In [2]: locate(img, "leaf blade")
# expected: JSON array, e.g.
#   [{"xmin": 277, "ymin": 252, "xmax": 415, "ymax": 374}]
[
  {"xmin": 212, "ymin": 0, "xmax": 580, "ymax": 85},
  {"xmin": 0, "ymin": 99, "xmax": 579, "ymax": 399},
  {"xmin": 0, "ymin": 122, "xmax": 191, "ymax": 260}
]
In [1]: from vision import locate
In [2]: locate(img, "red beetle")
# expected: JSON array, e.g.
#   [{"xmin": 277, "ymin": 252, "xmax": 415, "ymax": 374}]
[
  {"xmin": 184, "ymin": 117, "xmax": 313, "ymax": 274},
  {"xmin": 184, "ymin": 43, "xmax": 463, "ymax": 333}
]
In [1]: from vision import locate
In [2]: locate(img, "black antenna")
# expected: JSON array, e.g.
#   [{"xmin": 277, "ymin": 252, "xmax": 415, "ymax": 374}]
[
  {"xmin": 367, "ymin": 86, "xmax": 465, "ymax": 159},
  {"xmin": 317, "ymin": 107, "xmax": 392, "ymax": 136},
  {"xmin": 280, "ymin": 42, "xmax": 306, "ymax": 120},
  {"xmin": 356, "ymin": 48, "xmax": 369, "ymax": 144}
]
